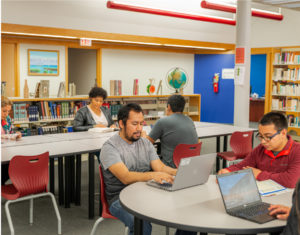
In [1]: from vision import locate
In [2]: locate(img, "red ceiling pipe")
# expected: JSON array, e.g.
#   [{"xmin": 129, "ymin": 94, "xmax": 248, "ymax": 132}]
[
  {"xmin": 201, "ymin": 0, "xmax": 283, "ymax": 21},
  {"xmin": 107, "ymin": 1, "xmax": 236, "ymax": 25}
]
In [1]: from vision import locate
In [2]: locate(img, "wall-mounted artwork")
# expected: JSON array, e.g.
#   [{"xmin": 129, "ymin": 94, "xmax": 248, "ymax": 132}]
[{"xmin": 28, "ymin": 49, "xmax": 59, "ymax": 76}]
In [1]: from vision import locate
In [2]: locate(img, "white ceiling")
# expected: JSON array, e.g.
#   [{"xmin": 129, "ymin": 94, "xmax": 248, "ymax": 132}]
[{"xmin": 254, "ymin": 0, "xmax": 300, "ymax": 11}]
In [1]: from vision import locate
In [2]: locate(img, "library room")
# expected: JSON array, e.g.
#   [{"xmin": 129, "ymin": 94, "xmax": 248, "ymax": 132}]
[{"xmin": 1, "ymin": 1, "xmax": 300, "ymax": 235}]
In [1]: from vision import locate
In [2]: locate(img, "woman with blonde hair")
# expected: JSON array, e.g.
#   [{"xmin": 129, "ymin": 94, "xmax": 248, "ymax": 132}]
[
  {"xmin": 1, "ymin": 96, "xmax": 21, "ymax": 185},
  {"xmin": 1, "ymin": 96, "xmax": 21, "ymax": 138}
]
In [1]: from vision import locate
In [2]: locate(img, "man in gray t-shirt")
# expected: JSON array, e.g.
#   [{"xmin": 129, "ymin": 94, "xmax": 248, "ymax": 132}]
[
  {"xmin": 147, "ymin": 95, "xmax": 198, "ymax": 168},
  {"xmin": 100, "ymin": 103, "xmax": 176, "ymax": 235}
]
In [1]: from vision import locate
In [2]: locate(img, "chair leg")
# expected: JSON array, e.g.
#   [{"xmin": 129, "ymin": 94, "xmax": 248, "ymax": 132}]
[
  {"xmin": 29, "ymin": 198, "xmax": 33, "ymax": 225},
  {"xmin": 124, "ymin": 226, "xmax": 129, "ymax": 235},
  {"xmin": 90, "ymin": 217, "xmax": 104, "ymax": 235},
  {"xmin": 47, "ymin": 192, "xmax": 62, "ymax": 235},
  {"xmin": 166, "ymin": 226, "xmax": 170, "ymax": 235},
  {"xmin": 5, "ymin": 201, "xmax": 15, "ymax": 235}
]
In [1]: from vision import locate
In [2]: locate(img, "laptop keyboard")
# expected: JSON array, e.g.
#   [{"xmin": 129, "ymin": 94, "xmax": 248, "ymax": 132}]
[
  {"xmin": 231, "ymin": 203, "xmax": 270, "ymax": 218},
  {"xmin": 147, "ymin": 180, "xmax": 173, "ymax": 190}
]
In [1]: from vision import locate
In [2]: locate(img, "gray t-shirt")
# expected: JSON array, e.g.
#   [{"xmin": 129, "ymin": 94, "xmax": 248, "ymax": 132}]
[
  {"xmin": 149, "ymin": 113, "xmax": 198, "ymax": 168},
  {"xmin": 100, "ymin": 133, "xmax": 159, "ymax": 206}
]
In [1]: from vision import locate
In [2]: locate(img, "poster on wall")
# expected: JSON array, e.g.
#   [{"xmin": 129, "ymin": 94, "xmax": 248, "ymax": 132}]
[{"xmin": 28, "ymin": 49, "xmax": 59, "ymax": 76}]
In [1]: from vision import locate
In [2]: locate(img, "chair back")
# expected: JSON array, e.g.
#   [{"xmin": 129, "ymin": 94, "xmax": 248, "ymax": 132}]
[
  {"xmin": 173, "ymin": 142, "xmax": 202, "ymax": 168},
  {"xmin": 8, "ymin": 152, "xmax": 49, "ymax": 198},
  {"xmin": 99, "ymin": 166, "xmax": 117, "ymax": 219},
  {"xmin": 230, "ymin": 131, "xmax": 253, "ymax": 158}
]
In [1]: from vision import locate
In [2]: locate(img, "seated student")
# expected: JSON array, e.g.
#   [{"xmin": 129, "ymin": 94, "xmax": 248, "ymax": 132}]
[
  {"xmin": 1, "ymin": 96, "xmax": 22, "ymax": 185},
  {"xmin": 100, "ymin": 103, "xmax": 177, "ymax": 235},
  {"xmin": 218, "ymin": 112, "xmax": 300, "ymax": 188},
  {"xmin": 146, "ymin": 94, "xmax": 198, "ymax": 168},
  {"xmin": 73, "ymin": 86, "xmax": 115, "ymax": 131},
  {"xmin": 268, "ymin": 178, "xmax": 300, "ymax": 235}
]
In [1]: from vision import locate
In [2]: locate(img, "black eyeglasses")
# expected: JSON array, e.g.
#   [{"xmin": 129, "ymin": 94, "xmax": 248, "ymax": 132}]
[{"xmin": 255, "ymin": 130, "xmax": 282, "ymax": 142}]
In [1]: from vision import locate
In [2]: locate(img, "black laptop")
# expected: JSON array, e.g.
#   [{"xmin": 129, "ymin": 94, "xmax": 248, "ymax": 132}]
[{"xmin": 216, "ymin": 168, "xmax": 275, "ymax": 224}]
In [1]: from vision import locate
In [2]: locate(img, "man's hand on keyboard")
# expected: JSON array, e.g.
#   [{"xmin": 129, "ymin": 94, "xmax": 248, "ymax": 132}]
[
  {"xmin": 152, "ymin": 172, "xmax": 174, "ymax": 184},
  {"xmin": 268, "ymin": 204, "xmax": 291, "ymax": 220}
]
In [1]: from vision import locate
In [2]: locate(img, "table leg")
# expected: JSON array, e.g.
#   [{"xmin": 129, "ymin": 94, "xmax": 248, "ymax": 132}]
[
  {"xmin": 215, "ymin": 136, "xmax": 221, "ymax": 172},
  {"xmin": 58, "ymin": 157, "xmax": 64, "ymax": 205},
  {"xmin": 75, "ymin": 154, "xmax": 81, "ymax": 206},
  {"xmin": 223, "ymin": 135, "xmax": 228, "ymax": 151},
  {"xmin": 70, "ymin": 155, "xmax": 75, "ymax": 203},
  {"xmin": 49, "ymin": 158, "xmax": 55, "ymax": 194},
  {"xmin": 64, "ymin": 155, "xmax": 71, "ymax": 208},
  {"xmin": 88, "ymin": 152, "xmax": 95, "ymax": 219},
  {"xmin": 134, "ymin": 217, "xmax": 143, "ymax": 235},
  {"xmin": 222, "ymin": 135, "xmax": 229, "ymax": 169}
]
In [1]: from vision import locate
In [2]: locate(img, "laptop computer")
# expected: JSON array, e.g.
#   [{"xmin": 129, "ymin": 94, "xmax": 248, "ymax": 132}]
[
  {"xmin": 216, "ymin": 168, "xmax": 276, "ymax": 224},
  {"xmin": 147, "ymin": 153, "xmax": 216, "ymax": 191}
]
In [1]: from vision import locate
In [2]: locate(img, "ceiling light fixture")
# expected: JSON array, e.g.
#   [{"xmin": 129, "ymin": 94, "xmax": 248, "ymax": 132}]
[
  {"xmin": 201, "ymin": 0, "xmax": 283, "ymax": 20},
  {"xmin": 164, "ymin": 44, "xmax": 227, "ymax": 50},
  {"xmin": 89, "ymin": 38, "xmax": 162, "ymax": 46},
  {"xmin": 2, "ymin": 31, "xmax": 78, "ymax": 39},
  {"xmin": 107, "ymin": 1, "xmax": 236, "ymax": 25}
]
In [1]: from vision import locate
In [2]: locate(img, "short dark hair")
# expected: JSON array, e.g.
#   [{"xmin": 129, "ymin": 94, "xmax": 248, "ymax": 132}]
[
  {"xmin": 118, "ymin": 103, "xmax": 143, "ymax": 127},
  {"xmin": 88, "ymin": 87, "xmax": 107, "ymax": 99},
  {"xmin": 167, "ymin": 95, "xmax": 186, "ymax": 112},
  {"xmin": 259, "ymin": 112, "xmax": 288, "ymax": 130}
]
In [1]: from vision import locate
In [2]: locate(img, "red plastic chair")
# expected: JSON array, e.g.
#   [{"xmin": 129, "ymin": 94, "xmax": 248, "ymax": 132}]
[
  {"xmin": 173, "ymin": 142, "xmax": 202, "ymax": 168},
  {"xmin": 90, "ymin": 166, "xmax": 129, "ymax": 235},
  {"xmin": 217, "ymin": 131, "xmax": 253, "ymax": 170},
  {"xmin": 1, "ymin": 152, "xmax": 61, "ymax": 235}
]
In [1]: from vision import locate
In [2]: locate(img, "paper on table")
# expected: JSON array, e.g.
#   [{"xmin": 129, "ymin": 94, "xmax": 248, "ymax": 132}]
[
  {"xmin": 88, "ymin": 127, "xmax": 114, "ymax": 133},
  {"xmin": 257, "ymin": 179, "xmax": 286, "ymax": 196}
]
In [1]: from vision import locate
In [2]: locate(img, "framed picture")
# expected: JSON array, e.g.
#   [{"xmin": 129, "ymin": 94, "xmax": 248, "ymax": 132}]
[{"xmin": 28, "ymin": 49, "xmax": 59, "ymax": 76}]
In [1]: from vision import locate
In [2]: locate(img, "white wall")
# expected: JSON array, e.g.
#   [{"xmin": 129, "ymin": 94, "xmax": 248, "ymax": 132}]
[
  {"xmin": 101, "ymin": 49, "xmax": 194, "ymax": 96},
  {"xmin": 68, "ymin": 48, "xmax": 97, "ymax": 95},
  {"xmin": 2, "ymin": 0, "xmax": 300, "ymax": 47},
  {"xmin": 19, "ymin": 44, "xmax": 65, "ymax": 97}
]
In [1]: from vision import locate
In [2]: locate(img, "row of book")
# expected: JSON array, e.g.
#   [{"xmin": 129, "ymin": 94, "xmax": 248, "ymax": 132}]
[
  {"xmin": 12, "ymin": 101, "xmax": 87, "ymax": 122},
  {"xmin": 287, "ymin": 114, "xmax": 299, "ymax": 127},
  {"xmin": 102, "ymin": 102, "xmax": 122, "ymax": 119},
  {"xmin": 272, "ymin": 98, "xmax": 299, "ymax": 111},
  {"xmin": 273, "ymin": 68, "xmax": 300, "ymax": 81},
  {"xmin": 272, "ymin": 83, "xmax": 300, "ymax": 96},
  {"xmin": 110, "ymin": 80, "xmax": 122, "ymax": 96},
  {"xmin": 18, "ymin": 125, "xmax": 73, "ymax": 136},
  {"xmin": 274, "ymin": 52, "xmax": 300, "ymax": 64}
]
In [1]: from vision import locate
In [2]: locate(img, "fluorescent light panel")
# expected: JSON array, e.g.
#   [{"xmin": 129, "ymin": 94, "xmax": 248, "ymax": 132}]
[
  {"xmin": 89, "ymin": 38, "xmax": 162, "ymax": 46},
  {"xmin": 2, "ymin": 31, "xmax": 77, "ymax": 39},
  {"xmin": 2, "ymin": 31, "xmax": 227, "ymax": 50},
  {"xmin": 164, "ymin": 44, "xmax": 226, "ymax": 50}
]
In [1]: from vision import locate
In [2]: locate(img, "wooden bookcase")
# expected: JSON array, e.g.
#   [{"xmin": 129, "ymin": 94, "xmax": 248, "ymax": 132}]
[
  {"xmin": 10, "ymin": 94, "xmax": 201, "ymax": 134},
  {"xmin": 269, "ymin": 48, "xmax": 300, "ymax": 134}
]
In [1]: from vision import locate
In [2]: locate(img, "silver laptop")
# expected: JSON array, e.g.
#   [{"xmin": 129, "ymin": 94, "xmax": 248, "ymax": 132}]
[
  {"xmin": 147, "ymin": 153, "xmax": 216, "ymax": 191},
  {"xmin": 217, "ymin": 168, "xmax": 275, "ymax": 224}
]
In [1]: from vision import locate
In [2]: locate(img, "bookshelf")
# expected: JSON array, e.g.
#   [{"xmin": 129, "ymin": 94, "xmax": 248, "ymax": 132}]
[
  {"xmin": 10, "ymin": 94, "xmax": 201, "ymax": 135},
  {"xmin": 270, "ymin": 49, "xmax": 300, "ymax": 134}
]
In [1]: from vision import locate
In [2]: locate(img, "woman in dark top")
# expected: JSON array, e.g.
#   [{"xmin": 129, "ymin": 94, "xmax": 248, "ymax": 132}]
[
  {"xmin": 269, "ymin": 178, "xmax": 300, "ymax": 235},
  {"xmin": 73, "ymin": 87, "xmax": 115, "ymax": 132}
]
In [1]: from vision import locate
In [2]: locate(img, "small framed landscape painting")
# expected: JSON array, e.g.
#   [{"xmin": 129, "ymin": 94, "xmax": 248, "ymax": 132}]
[{"xmin": 28, "ymin": 49, "xmax": 59, "ymax": 76}]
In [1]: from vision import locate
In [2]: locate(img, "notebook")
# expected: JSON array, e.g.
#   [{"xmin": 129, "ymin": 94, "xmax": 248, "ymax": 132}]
[
  {"xmin": 147, "ymin": 153, "xmax": 216, "ymax": 191},
  {"xmin": 217, "ymin": 168, "xmax": 276, "ymax": 224}
]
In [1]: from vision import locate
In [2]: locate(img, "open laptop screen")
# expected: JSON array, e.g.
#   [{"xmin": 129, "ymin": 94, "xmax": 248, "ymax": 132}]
[{"xmin": 218, "ymin": 169, "xmax": 261, "ymax": 210}]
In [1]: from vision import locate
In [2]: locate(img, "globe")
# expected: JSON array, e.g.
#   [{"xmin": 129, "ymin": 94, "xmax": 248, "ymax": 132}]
[{"xmin": 166, "ymin": 67, "xmax": 188, "ymax": 93}]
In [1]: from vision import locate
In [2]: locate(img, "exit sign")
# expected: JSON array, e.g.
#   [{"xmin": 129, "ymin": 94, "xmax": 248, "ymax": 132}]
[{"xmin": 80, "ymin": 38, "xmax": 92, "ymax": 46}]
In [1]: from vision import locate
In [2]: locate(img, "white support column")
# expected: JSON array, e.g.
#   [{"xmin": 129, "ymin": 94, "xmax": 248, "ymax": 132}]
[{"xmin": 234, "ymin": 0, "xmax": 252, "ymax": 127}]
